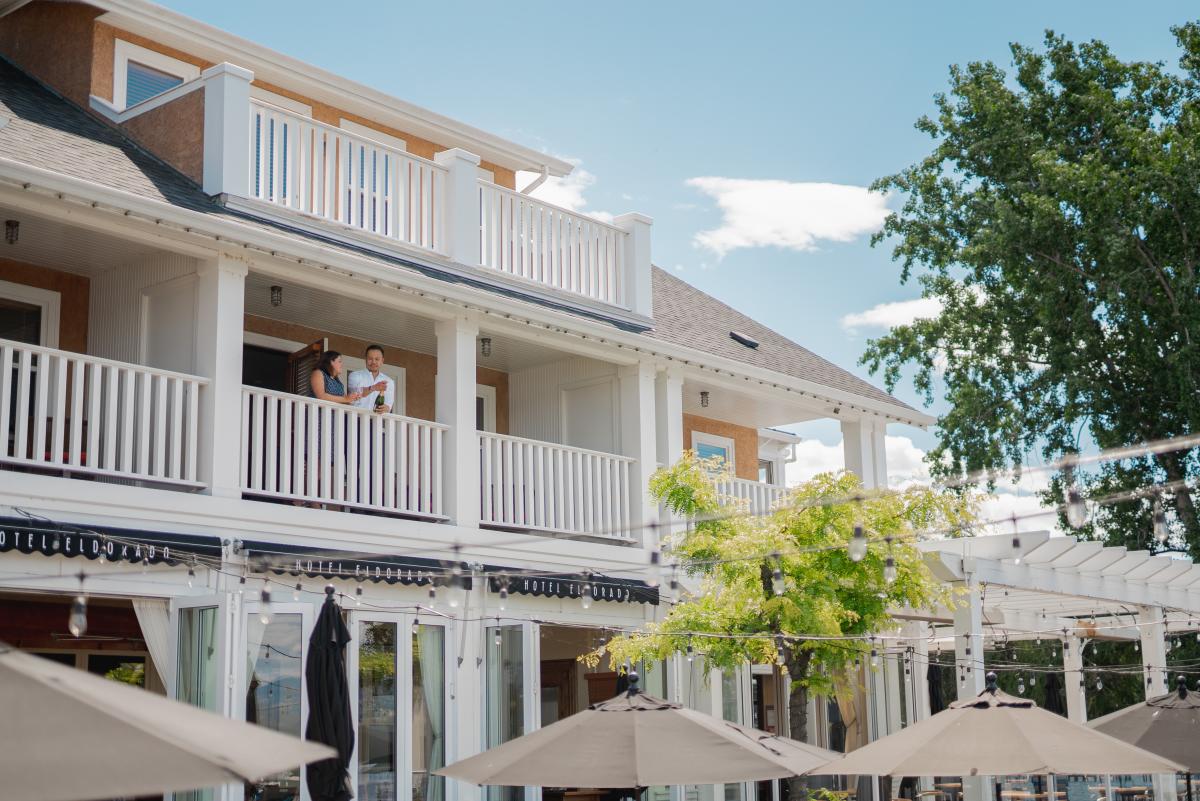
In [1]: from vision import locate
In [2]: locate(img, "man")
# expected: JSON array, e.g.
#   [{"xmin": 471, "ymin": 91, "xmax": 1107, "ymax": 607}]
[{"xmin": 347, "ymin": 344, "xmax": 395, "ymax": 413}]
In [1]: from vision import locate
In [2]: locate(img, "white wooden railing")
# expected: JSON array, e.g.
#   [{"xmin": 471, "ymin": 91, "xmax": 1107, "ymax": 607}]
[
  {"xmin": 717, "ymin": 477, "xmax": 787, "ymax": 516},
  {"xmin": 478, "ymin": 181, "xmax": 626, "ymax": 305},
  {"xmin": 0, "ymin": 338, "xmax": 206, "ymax": 486},
  {"xmin": 241, "ymin": 387, "xmax": 447, "ymax": 518},
  {"xmin": 479, "ymin": 432, "xmax": 635, "ymax": 540},
  {"xmin": 250, "ymin": 100, "xmax": 447, "ymax": 253}
]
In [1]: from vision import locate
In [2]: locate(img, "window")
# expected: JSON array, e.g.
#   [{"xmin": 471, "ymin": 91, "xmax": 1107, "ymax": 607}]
[
  {"xmin": 113, "ymin": 40, "xmax": 199, "ymax": 110},
  {"xmin": 758, "ymin": 459, "xmax": 775, "ymax": 485},
  {"xmin": 476, "ymin": 384, "xmax": 497, "ymax": 432},
  {"xmin": 691, "ymin": 431, "xmax": 735, "ymax": 470},
  {"xmin": 0, "ymin": 279, "xmax": 59, "ymax": 348},
  {"xmin": 245, "ymin": 612, "xmax": 305, "ymax": 801}
]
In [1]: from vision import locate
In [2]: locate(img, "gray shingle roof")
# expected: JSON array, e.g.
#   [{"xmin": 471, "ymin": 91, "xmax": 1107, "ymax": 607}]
[{"xmin": 0, "ymin": 60, "xmax": 918, "ymax": 417}]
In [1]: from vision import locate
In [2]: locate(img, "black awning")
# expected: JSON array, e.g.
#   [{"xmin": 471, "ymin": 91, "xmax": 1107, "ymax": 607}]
[
  {"xmin": 486, "ymin": 571, "xmax": 659, "ymax": 606},
  {"xmin": 0, "ymin": 516, "xmax": 224, "ymax": 565},
  {"xmin": 240, "ymin": 540, "xmax": 472, "ymax": 588}
]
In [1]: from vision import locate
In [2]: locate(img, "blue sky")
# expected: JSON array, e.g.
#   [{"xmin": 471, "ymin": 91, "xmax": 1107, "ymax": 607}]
[{"xmin": 161, "ymin": 0, "xmax": 1195, "ymax": 518}]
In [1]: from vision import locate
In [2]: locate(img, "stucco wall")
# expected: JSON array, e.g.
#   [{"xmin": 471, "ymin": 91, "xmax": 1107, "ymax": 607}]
[
  {"xmin": 0, "ymin": 258, "xmax": 90, "ymax": 354},
  {"xmin": 682, "ymin": 413, "xmax": 758, "ymax": 480},
  {"xmin": 244, "ymin": 315, "xmax": 509, "ymax": 433}
]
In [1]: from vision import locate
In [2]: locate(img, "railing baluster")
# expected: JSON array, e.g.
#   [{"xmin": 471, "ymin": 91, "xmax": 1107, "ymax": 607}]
[{"xmin": 69, "ymin": 359, "xmax": 84, "ymax": 468}]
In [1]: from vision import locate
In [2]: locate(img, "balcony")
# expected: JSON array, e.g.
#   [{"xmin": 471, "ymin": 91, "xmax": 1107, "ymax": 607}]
[
  {"xmin": 0, "ymin": 338, "xmax": 207, "ymax": 488},
  {"xmin": 716, "ymin": 477, "xmax": 788, "ymax": 516}
]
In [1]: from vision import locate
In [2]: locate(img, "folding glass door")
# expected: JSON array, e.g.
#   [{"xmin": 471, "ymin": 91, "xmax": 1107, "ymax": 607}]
[{"xmin": 485, "ymin": 622, "xmax": 539, "ymax": 801}]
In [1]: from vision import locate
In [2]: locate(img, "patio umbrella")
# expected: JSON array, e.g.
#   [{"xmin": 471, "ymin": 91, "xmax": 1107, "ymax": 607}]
[
  {"xmin": 436, "ymin": 671, "xmax": 841, "ymax": 787},
  {"xmin": 305, "ymin": 586, "xmax": 355, "ymax": 801},
  {"xmin": 0, "ymin": 643, "xmax": 335, "ymax": 801},
  {"xmin": 1090, "ymin": 677, "xmax": 1200, "ymax": 801},
  {"xmin": 816, "ymin": 672, "xmax": 1184, "ymax": 777}
]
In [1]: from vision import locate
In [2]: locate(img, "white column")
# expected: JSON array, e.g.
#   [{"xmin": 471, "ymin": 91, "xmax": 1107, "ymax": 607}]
[
  {"xmin": 841, "ymin": 418, "xmax": 887, "ymax": 489},
  {"xmin": 435, "ymin": 148, "xmax": 484, "ymax": 268},
  {"xmin": 194, "ymin": 254, "xmax": 247, "ymax": 497},
  {"xmin": 953, "ymin": 580, "xmax": 989, "ymax": 801},
  {"xmin": 613, "ymin": 212, "xmax": 653, "ymax": 318},
  {"xmin": 201, "ymin": 63, "xmax": 253, "ymax": 197},
  {"xmin": 436, "ymin": 317, "xmax": 480, "ymax": 528},
  {"xmin": 1063, "ymin": 635, "xmax": 1086, "ymax": 724},
  {"xmin": 654, "ymin": 368, "xmax": 684, "ymax": 468},
  {"xmin": 619, "ymin": 362, "xmax": 658, "ymax": 544},
  {"xmin": 909, "ymin": 622, "xmax": 932, "ymax": 722},
  {"xmin": 449, "ymin": 582, "xmax": 484, "ymax": 801},
  {"xmin": 1139, "ymin": 606, "xmax": 1169, "ymax": 697}
]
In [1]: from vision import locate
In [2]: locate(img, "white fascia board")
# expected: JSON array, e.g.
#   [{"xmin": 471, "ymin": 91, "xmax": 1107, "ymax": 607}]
[
  {"xmin": 87, "ymin": 0, "xmax": 572, "ymax": 177},
  {"xmin": 757, "ymin": 427, "xmax": 802, "ymax": 444},
  {"xmin": 0, "ymin": 156, "xmax": 925, "ymax": 426}
]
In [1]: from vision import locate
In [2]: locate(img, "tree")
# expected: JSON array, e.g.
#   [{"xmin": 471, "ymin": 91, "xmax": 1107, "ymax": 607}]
[
  {"xmin": 589, "ymin": 455, "xmax": 975, "ymax": 799},
  {"xmin": 862, "ymin": 25, "xmax": 1200, "ymax": 554}
]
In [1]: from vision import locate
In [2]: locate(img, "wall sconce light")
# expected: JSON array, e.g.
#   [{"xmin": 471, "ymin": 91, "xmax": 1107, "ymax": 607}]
[
  {"xmin": 699, "ymin": 390, "xmax": 710, "ymax": 408},
  {"xmin": 4, "ymin": 220, "xmax": 17, "ymax": 245},
  {"xmin": 269, "ymin": 285, "xmax": 282, "ymax": 307},
  {"xmin": 480, "ymin": 337, "xmax": 492, "ymax": 358}
]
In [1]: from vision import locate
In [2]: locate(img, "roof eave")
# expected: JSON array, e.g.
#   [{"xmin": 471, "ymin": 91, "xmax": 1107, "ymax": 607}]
[{"xmin": 67, "ymin": 0, "xmax": 571, "ymax": 176}]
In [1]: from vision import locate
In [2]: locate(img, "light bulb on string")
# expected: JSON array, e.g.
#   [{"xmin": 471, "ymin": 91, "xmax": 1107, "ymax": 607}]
[
  {"xmin": 186, "ymin": 563, "xmax": 195, "ymax": 588},
  {"xmin": 647, "ymin": 549, "xmax": 661, "ymax": 589},
  {"xmin": 68, "ymin": 594, "xmax": 88, "ymax": 637},
  {"xmin": 1095, "ymin": 676, "xmax": 1103, "ymax": 691},
  {"xmin": 774, "ymin": 634, "xmax": 787, "ymax": 666},
  {"xmin": 412, "ymin": 615, "xmax": 420, "ymax": 635},
  {"xmin": 97, "ymin": 536, "xmax": 107, "ymax": 565},
  {"xmin": 259, "ymin": 587, "xmax": 272, "ymax": 626},
  {"xmin": 428, "ymin": 582, "xmax": 438, "ymax": 610},
  {"xmin": 883, "ymin": 556, "xmax": 897, "ymax": 586},
  {"xmin": 498, "ymin": 579, "xmax": 509, "ymax": 611},
  {"xmin": 849, "ymin": 523, "xmax": 868, "ymax": 562},
  {"xmin": 1011, "ymin": 516, "xmax": 1022, "ymax": 563},
  {"xmin": 448, "ymin": 589, "xmax": 460, "ymax": 609},
  {"xmin": 1153, "ymin": 497, "xmax": 1169, "ymax": 544},
  {"xmin": 771, "ymin": 555, "xmax": 786, "ymax": 596},
  {"xmin": 1017, "ymin": 676, "xmax": 1026, "ymax": 695},
  {"xmin": 238, "ymin": 573, "xmax": 246, "ymax": 594},
  {"xmin": 1064, "ymin": 464, "xmax": 1088, "ymax": 529},
  {"xmin": 1030, "ymin": 674, "xmax": 1037, "ymax": 687},
  {"xmin": 494, "ymin": 620, "xmax": 503, "ymax": 647},
  {"xmin": 293, "ymin": 582, "xmax": 302, "ymax": 602},
  {"xmin": 581, "ymin": 573, "xmax": 594, "ymax": 610},
  {"xmin": 686, "ymin": 640, "xmax": 695, "ymax": 663},
  {"xmin": 355, "ymin": 585, "xmax": 363, "ymax": 606},
  {"xmin": 141, "ymin": 555, "xmax": 149, "ymax": 574}
]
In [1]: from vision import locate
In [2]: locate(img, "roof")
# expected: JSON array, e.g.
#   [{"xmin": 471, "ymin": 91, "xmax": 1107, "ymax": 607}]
[
  {"xmin": 650, "ymin": 267, "xmax": 919, "ymax": 415},
  {"xmin": 0, "ymin": 59, "xmax": 920, "ymax": 420}
]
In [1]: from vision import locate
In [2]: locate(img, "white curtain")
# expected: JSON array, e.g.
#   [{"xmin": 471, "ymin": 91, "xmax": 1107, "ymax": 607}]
[
  {"xmin": 132, "ymin": 598, "xmax": 171, "ymax": 691},
  {"xmin": 418, "ymin": 626, "xmax": 446, "ymax": 801}
]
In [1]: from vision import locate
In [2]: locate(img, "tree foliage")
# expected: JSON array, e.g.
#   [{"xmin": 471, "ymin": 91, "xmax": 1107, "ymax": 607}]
[
  {"xmin": 863, "ymin": 25, "xmax": 1200, "ymax": 554},
  {"xmin": 588, "ymin": 455, "xmax": 976, "ymax": 781}
]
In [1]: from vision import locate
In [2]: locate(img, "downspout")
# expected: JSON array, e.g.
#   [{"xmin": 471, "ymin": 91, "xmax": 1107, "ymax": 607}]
[{"xmin": 519, "ymin": 165, "xmax": 548, "ymax": 195}]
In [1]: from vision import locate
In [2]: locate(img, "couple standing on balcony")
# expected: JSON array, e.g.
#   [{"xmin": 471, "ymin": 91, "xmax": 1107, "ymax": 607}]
[{"xmin": 310, "ymin": 344, "xmax": 396, "ymax": 414}]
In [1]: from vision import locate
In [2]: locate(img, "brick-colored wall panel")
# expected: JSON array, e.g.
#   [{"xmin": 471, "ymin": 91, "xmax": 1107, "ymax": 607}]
[
  {"xmin": 119, "ymin": 89, "xmax": 204, "ymax": 184},
  {"xmin": 0, "ymin": 2, "xmax": 102, "ymax": 107},
  {"xmin": 0, "ymin": 257, "xmax": 90, "ymax": 354}
]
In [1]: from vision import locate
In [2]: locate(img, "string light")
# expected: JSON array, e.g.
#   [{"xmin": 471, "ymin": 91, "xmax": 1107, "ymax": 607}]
[
  {"xmin": 412, "ymin": 614, "xmax": 420, "ymax": 635},
  {"xmin": 849, "ymin": 523, "xmax": 868, "ymax": 562},
  {"xmin": 259, "ymin": 586, "xmax": 272, "ymax": 626},
  {"xmin": 68, "ymin": 594, "xmax": 87, "ymax": 637},
  {"xmin": 1064, "ymin": 464, "xmax": 1089, "ymax": 529},
  {"xmin": 1017, "ymin": 675, "xmax": 1026, "ymax": 695},
  {"xmin": 293, "ymin": 582, "xmax": 302, "ymax": 601},
  {"xmin": 1011, "ymin": 515, "xmax": 1022, "ymax": 563},
  {"xmin": 498, "ymin": 578, "xmax": 509, "ymax": 611},
  {"xmin": 186, "ymin": 563, "xmax": 195, "ymax": 588},
  {"xmin": 1095, "ymin": 676, "xmax": 1103, "ymax": 691},
  {"xmin": 238, "ymin": 573, "xmax": 247, "ymax": 594},
  {"xmin": 428, "ymin": 582, "xmax": 437, "ymax": 610},
  {"xmin": 97, "ymin": 536, "xmax": 107, "ymax": 565},
  {"xmin": 771, "ymin": 555, "xmax": 786, "ymax": 596},
  {"xmin": 1154, "ymin": 497, "xmax": 1169, "ymax": 544},
  {"xmin": 494, "ymin": 619, "xmax": 503, "ymax": 647},
  {"xmin": 883, "ymin": 537, "xmax": 897, "ymax": 584},
  {"xmin": 355, "ymin": 585, "xmax": 363, "ymax": 606},
  {"xmin": 686, "ymin": 639, "xmax": 695, "ymax": 662},
  {"xmin": 647, "ymin": 550, "xmax": 661, "ymax": 589},
  {"xmin": 581, "ymin": 572, "xmax": 593, "ymax": 610}
]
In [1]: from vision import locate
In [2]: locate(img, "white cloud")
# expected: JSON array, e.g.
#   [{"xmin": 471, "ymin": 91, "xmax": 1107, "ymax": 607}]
[
  {"xmin": 785, "ymin": 435, "xmax": 929, "ymax": 487},
  {"xmin": 686, "ymin": 177, "xmax": 890, "ymax": 257},
  {"xmin": 841, "ymin": 297, "xmax": 943, "ymax": 333},
  {"xmin": 515, "ymin": 159, "xmax": 612, "ymax": 223}
]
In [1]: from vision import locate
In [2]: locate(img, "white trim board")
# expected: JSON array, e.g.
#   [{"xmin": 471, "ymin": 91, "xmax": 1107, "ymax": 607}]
[{"xmin": 0, "ymin": 277, "xmax": 60, "ymax": 349}]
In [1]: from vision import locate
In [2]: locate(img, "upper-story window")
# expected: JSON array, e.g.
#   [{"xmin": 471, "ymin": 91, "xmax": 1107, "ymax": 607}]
[{"xmin": 113, "ymin": 40, "xmax": 199, "ymax": 110}]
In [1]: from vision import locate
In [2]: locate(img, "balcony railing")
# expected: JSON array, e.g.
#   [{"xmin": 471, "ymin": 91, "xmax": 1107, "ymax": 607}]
[
  {"xmin": 0, "ymin": 338, "xmax": 206, "ymax": 487},
  {"xmin": 240, "ymin": 387, "xmax": 447, "ymax": 518},
  {"xmin": 716, "ymin": 477, "xmax": 787, "ymax": 516},
  {"xmin": 478, "ymin": 181, "xmax": 625, "ymax": 305},
  {"xmin": 479, "ymin": 431, "xmax": 635, "ymax": 541},
  {"xmin": 250, "ymin": 100, "xmax": 447, "ymax": 253}
]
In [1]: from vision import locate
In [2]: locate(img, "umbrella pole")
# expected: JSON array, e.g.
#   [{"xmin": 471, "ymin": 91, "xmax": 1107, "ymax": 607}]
[{"xmin": 1186, "ymin": 771, "xmax": 1192, "ymax": 801}]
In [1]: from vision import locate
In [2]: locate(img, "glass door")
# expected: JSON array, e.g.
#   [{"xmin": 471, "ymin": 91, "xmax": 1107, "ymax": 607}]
[
  {"xmin": 242, "ymin": 600, "xmax": 312, "ymax": 801},
  {"xmin": 347, "ymin": 612, "xmax": 450, "ymax": 801},
  {"xmin": 170, "ymin": 594, "xmax": 234, "ymax": 801},
  {"xmin": 485, "ymin": 622, "xmax": 539, "ymax": 801}
]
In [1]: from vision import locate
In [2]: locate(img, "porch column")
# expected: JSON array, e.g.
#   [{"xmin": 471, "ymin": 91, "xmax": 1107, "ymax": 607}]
[
  {"xmin": 619, "ymin": 362, "xmax": 658, "ymax": 544},
  {"xmin": 654, "ymin": 368, "xmax": 684, "ymax": 468},
  {"xmin": 201, "ymin": 63, "xmax": 253, "ymax": 197},
  {"xmin": 450, "ymin": 582, "xmax": 485, "ymax": 801},
  {"xmin": 841, "ymin": 417, "xmax": 887, "ymax": 489},
  {"xmin": 436, "ymin": 317, "xmax": 480, "ymax": 528},
  {"xmin": 1139, "ymin": 605, "xmax": 1169, "ymax": 697},
  {"xmin": 435, "ymin": 148, "xmax": 484, "ymax": 268},
  {"xmin": 908, "ymin": 622, "xmax": 932, "ymax": 722},
  {"xmin": 194, "ymin": 253, "xmax": 247, "ymax": 497},
  {"xmin": 1063, "ymin": 635, "xmax": 1086, "ymax": 723},
  {"xmin": 953, "ymin": 579, "xmax": 990, "ymax": 801}
]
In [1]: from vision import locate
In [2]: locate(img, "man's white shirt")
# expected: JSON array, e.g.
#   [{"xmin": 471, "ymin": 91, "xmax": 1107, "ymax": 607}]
[{"xmin": 347, "ymin": 368, "xmax": 396, "ymax": 411}]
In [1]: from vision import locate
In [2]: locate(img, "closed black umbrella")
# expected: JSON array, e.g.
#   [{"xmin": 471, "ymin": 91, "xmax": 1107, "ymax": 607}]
[
  {"xmin": 927, "ymin": 664, "xmax": 946, "ymax": 715},
  {"xmin": 306, "ymin": 586, "xmax": 355, "ymax": 801}
]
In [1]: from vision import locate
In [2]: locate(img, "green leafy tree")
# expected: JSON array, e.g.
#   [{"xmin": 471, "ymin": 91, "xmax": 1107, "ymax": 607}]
[
  {"xmin": 589, "ymin": 455, "xmax": 975, "ymax": 799},
  {"xmin": 862, "ymin": 25, "xmax": 1200, "ymax": 554}
]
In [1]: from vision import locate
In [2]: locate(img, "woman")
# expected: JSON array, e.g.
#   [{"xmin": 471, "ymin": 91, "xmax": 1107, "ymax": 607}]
[
  {"xmin": 303, "ymin": 350, "xmax": 360, "ymax": 510},
  {"xmin": 310, "ymin": 350, "xmax": 362, "ymax": 404}
]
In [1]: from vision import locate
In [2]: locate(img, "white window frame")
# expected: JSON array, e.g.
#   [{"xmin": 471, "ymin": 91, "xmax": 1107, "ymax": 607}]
[
  {"xmin": 113, "ymin": 39, "xmax": 199, "ymax": 110},
  {"xmin": 346, "ymin": 611, "xmax": 454, "ymax": 801},
  {"xmin": 476, "ymin": 383, "xmax": 497, "ymax": 432},
  {"xmin": 243, "ymin": 331, "xmax": 406, "ymax": 415},
  {"xmin": 0, "ymin": 278, "xmax": 60, "ymax": 349},
  {"xmin": 691, "ymin": 430, "xmax": 736, "ymax": 469}
]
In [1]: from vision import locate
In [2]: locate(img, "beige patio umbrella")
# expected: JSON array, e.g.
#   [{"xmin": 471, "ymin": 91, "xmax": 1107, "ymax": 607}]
[
  {"xmin": 816, "ymin": 672, "xmax": 1184, "ymax": 777},
  {"xmin": 0, "ymin": 644, "xmax": 337, "ymax": 801},
  {"xmin": 437, "ymin": 671, "xmax": 840, "ymax": 787}
]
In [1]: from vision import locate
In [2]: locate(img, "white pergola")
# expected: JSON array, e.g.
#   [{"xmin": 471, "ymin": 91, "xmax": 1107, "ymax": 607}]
[{"xmin": 881, "ymin": 532, "xmax": 1200, "ymax": 801}]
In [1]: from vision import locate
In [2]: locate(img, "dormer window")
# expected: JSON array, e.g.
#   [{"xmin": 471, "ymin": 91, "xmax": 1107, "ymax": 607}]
[{"xmin": 113, "ymin": 40, "xmax": 199, "ymax": 110}]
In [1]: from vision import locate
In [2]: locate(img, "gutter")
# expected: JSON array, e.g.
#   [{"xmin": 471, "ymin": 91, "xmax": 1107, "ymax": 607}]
[{"xmin": 0, "ymin": 157, "xmax": 934, "ymax": 428}]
